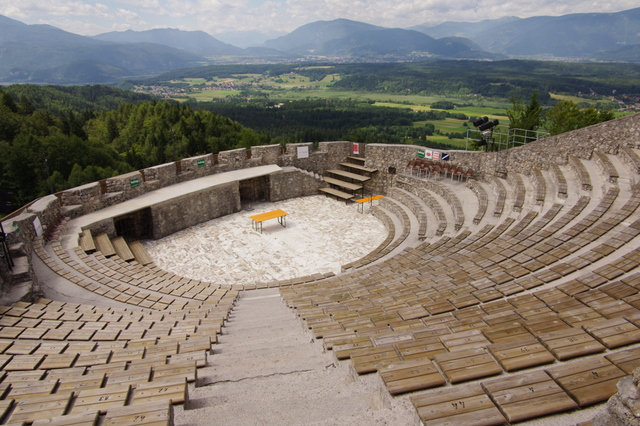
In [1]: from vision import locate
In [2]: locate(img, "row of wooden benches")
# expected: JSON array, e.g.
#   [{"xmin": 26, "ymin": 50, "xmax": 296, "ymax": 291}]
[{"xmin": 0, "ymin": 297, "xmax": 222, "ymax": 425}]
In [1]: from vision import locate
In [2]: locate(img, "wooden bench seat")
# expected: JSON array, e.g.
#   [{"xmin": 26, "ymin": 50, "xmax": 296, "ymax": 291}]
[
  {"xmin": 325, "ymin": 169, "xmax": 370, "ymax": 182},
  {"xmin": 322, "ymin": 176, "xmax": 363, "ymax": 192},
  {"xmin": 411, "ymin": 383, "xmax": 506, "ymax": 425},
  {"xmin": 94, "ymin": 234, "xmax": 116, "ymax": 257},
  {"xmin": 605, "ymin": 347, "xmax": 640, "ymax": 374},
  {"xmin": 129, "ymin": 241, "xmax": 153, "ymax": 266},
  {"xmin": 547, "ymin": 357, "xmax": 625, "ymax": 407},
  {"xmin": 79, "ymin": 229, "xmax": 96, "ymax": 253},
  {"xmin": 319, "ymin": 187, "xmax": 354, "ymax": 201},
  {"xmin": 131, "ymin": 377, "xmax": 187, "ymax": 405},
  {"xmin": 583, "ymin": 317, "xmax": 640, "ymax": 349},
  {"xmin": 487, "ymin": 335, "xmax": 555, "ymax": 372},
  {"xmin": 111, "ymin": 237, "xmax": 135, "ymax": 262},
  {"xmin": 31, "ymin": 411, "xmax": 99, "ymax": 426},
  {"xmin": 338, "ymin": 162, "xmax": 377, "ymax": 174},
  {"xmin": 537, "ymin": 327, "xmax": 606, "ymax": 360},
  {"xmin": 433, "ymin": 347, "xmax": 502, "ymax": 383},
  {"xmin": 481, "ymin": 370, "xmax": 577, "ymax": 423},
  {"xmin": 379, "ymin": 357, "xmax": 445, "ymax": 395},
  {"xmin": 7, "ymin": 392, "xmax": 73, "ymax": 424},
  {"xmin": 102, "ymin": 400, "xmax": 174, "ymax": 425},
  {"xmin": 71, "ymin": 384, "xmax": 130, "ymax": 414}
]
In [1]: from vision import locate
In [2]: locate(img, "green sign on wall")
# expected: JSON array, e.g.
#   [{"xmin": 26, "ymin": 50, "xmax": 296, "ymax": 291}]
[
  {"xmin": 417, "ymin": 150, "xmax": 425, "ymax": 158},
  {"xmin": 130, "ymin": 177, "xmax": 140, "ymax": 188},
  {"xmin": 197, "ymin": 159, "xmax": 206, "ymax": 168}
]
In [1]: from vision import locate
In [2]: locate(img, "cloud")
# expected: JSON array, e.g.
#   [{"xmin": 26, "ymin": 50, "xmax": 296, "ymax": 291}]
[{"xmin": 1, "ymin": 0, "xmax": 639, "ymax": 36}]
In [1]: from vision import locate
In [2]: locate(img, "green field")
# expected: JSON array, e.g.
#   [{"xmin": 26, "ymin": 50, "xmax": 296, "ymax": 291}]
[{"xmin": 144, "ymin": 69, "xmax": 621, "ymax": 148}]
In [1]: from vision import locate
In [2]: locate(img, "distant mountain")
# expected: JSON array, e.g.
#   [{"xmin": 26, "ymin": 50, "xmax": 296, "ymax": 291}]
[
  {"xmin": 216, "ymin": 30, "xmax": 287, "ymax": 48},
  {"xmin": 264, "ymin": 19, "xmax": 384, "ymax": 53},
  {"xmin": 473, "ymin": 8, "xmax": 640, "ymax": 58},
  {"xmin": 410, "ymin": 17, "xmax": 521, "ymax": 39},
  {"xmin": 0, "ymin": 15, "xmax": 204, "ymax": 83},
  {"xmin": 316, "ymin": 28, "xmax": 487, "ymax": 58},
  {"xmin": 591, "ymin": 44, "xmax": 640, "ymax": 62},
  {"xmin": 264, "ymin": 20, "xmax": 495, "ymax": 59},
  {"xmin": 93, "ymin": 28, "xmax": 243, "ymax": 57}
]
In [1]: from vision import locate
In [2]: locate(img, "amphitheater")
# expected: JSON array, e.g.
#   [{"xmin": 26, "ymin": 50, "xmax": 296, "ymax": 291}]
[{"xmin": 1, "ymin": 113, "xmax": 640, "ymax": 425}]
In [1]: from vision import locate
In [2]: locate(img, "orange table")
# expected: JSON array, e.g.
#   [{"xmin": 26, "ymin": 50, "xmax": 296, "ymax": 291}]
[
  {"xmin": 356, "ymin": 195, "xmax": 384, "ymax": 213},
  {"xmin": 250, "ymin": 209, "xmax": 288, "ymax": 233}
]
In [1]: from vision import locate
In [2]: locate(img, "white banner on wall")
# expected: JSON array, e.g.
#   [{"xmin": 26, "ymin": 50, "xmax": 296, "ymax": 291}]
[
  {"xmin": 297, "ymin": 146, "xmax": 309, "ymax": 159},
  {"xmin": 33, "ymin": 217, "xmax": 43, "ymax": 237}
]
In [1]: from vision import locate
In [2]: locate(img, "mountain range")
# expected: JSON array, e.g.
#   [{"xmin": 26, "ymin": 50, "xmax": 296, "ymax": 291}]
[{"xmin": 1, "ymin": 7, "xmax": 639, "ymax": 84}]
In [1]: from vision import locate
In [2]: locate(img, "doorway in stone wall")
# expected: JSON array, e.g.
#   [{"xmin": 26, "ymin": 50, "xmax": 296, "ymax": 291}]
[
  {"xmin": 239, "ymin": 176, "xmax": 270, "ymax": 209},
  {"xmin": 114, "ymin": 208, "xmax": 153, "ymax": 241}
]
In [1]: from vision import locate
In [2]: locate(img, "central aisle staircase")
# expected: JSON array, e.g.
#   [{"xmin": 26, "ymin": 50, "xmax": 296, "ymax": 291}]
[{"xmin": 174, "ymin": 288, "xmax": 415, "ymax": 425}]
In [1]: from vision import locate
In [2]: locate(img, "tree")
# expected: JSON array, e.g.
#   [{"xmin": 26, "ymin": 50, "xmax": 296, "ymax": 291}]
[
  {"xmin": 544, "ymin": 101, "xmax": 615, "ymax": 136},
  {"xmin": 506, "ymin": 91, "xmax": 542, "ymax": 132}
]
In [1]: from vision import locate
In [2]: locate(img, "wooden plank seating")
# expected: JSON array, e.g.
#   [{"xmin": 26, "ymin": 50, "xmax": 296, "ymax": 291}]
[
  {"xmin": 319, "ymin": 187, "xmax": 354, "ymax": 202},
  {"xmin": 537, "ymin": 327, "xmax": 606, "ymax": 360},
  {"xmin": 379, "ymin": 357, "xmax": 446, "ymax": 394},
  {"xmin": 326, "ymin": 169, "xmax": 370, "ymax": 184},
  {"xmin": 6, "ymin": 392, "xmax": 73, "ymax": 424},
  {"xmin": 350, "ymin": 345, "xmax": 401, "ymax": 374},
  {"xmin": 433, "ymin": 347, "xmax": 502, "ymax": 383},
  {"xmin": 70, "ymin": 384, "xmax": 131, "ymax": 414},
  {"xmin": 102, "ymin": 400, "xmax": 174, "ymax": 425},
  {"xmin": 128, "ymin": 241, "xmax": 153, "ymax": 266},
  {"xmin": 93, "ymin": 233, "xmax": 117, "ymax": 257},
  {"xmin": 547, "ymin": 357, "xmax": 626, "ymax": 406},
  {"xmin": 131, "ymin": 376, "xmax": 187, "ymax": 405},
  {"xmin": 411, "ymin": 383, "xmax": 506, "ymax": 426},
  {"xmin": 112, "ymin": 236, "xmax": 135, "ymax": 262},
  {"xmin": 338, "ymin": 161, "xmax": 377, "ymax": 174},
  {"xmin": 487, "ymin": 335, "xmax": 555, "ymax": 372},
  {"xmin": 583, "ymin": 317, "xmax": 640, "ymax": 349},
  {"xmin": 481, "ymin": 370, "xmax": 578, "ymax": 423},
  {"xmin": 605, "ymin": 347, "xmax": 640, "ymax": 374},
  {"xmin": 79, "ymin": 229, "xmax": 96, "ymax": 253},
  {"xmin": 322, "ymin": 176, "xmax": 362, "ymax": 192},
  {"xmin": 31, "ymin": 411, "xmax": 99, "ymax": 425}
]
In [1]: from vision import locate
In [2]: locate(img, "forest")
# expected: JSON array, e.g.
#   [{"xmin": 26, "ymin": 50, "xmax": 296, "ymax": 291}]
[
  {"xmin": 0, "ymin": 86, "xmax": 268, "ymax": 209},
  {"xmin": 196, "ymin": 99, "xmax": 466, "ymax": 146}
]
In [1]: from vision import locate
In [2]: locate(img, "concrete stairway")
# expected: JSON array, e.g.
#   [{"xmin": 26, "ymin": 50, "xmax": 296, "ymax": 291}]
[{"xmin": 175, "ymin": 288, "xmax": 415, "ymax": 425}]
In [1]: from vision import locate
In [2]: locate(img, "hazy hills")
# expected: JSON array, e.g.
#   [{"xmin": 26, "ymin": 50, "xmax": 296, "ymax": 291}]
[
  {"xmin": 263, "ymin": 19, "xmax": 497, "ymax": 60},
  {"xmin": 93, "ymin": 28, "xmax": 244, "ymax": 57},
  {"xmin": 412, "ymin": 8, "xmax": 640, "ymax": 59},
  {"xmin": 0, "ymin": 15, "xmax": 203, "ymax": 84},
  {"xmin": 1, "ymin": 7, "xmax": 640, "ymax": 85}
]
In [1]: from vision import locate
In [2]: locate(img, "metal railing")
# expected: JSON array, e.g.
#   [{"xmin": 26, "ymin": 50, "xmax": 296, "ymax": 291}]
[{"xmin": 465, "ymin": 126, "xmax": 550, "ymax": 151}]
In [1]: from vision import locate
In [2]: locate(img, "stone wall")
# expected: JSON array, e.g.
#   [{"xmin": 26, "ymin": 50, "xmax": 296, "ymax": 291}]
[
  {"xmin": 151, "ymin": 181, "xmax": 241, "ymax": 239},
  {"xmin": 269, "ymin": 167, "xmax": 326, "ymax": 202},
  {"xmin": 218, "ymin": 148, "xmax": 249, "ymax": 172},
  {"xmin": 251, "ymin": 144, "xmax": 282, "ymax": 167},
  {"xmin": 60, "ymin": 182, "xmax": 102, "ymax": 217},
  {"xmin": 144, "ymin": 162, "xmax": 178, "ymax": 188}
]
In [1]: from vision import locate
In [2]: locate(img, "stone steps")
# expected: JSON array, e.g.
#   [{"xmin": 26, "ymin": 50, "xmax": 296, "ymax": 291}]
[{"xmin": 175, "ymin": 289, "xmax": 415, "ymax": 425}]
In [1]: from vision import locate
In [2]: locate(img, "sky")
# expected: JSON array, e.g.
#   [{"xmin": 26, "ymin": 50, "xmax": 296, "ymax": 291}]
[{"xmin": 1, "ymin": 0, "xmax": 639, "ymax": 38}]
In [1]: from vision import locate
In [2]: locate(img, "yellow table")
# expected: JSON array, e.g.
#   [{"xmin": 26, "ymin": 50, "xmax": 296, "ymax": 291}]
[
  {"xmin": 250, "ymin": 209, "xmax": 288, "ymax": 233},
  {"xmin": 356, "ymin": 195, "xmax": 384, "ymax": 213}
]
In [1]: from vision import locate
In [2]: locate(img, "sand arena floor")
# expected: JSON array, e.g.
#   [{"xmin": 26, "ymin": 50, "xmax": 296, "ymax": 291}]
[{"xmin": 142, "ymin": 195, "xmax": 388, "ymax": 285}]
